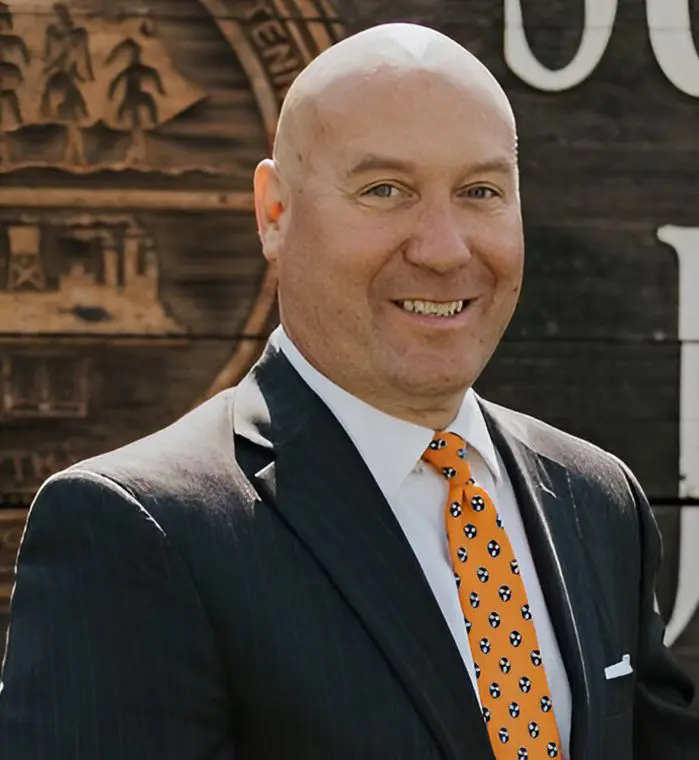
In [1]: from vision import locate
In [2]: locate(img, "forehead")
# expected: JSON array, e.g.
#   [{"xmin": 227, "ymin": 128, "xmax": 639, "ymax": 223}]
[{"xmin": 309, "ymin": 68, "xmax": 516, "ymax": 176}]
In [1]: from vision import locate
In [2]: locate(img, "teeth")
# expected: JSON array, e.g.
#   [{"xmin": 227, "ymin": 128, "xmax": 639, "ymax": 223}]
[{"xmin": 399, "ymin": 299, "xmax": 465, "ymax": 317}]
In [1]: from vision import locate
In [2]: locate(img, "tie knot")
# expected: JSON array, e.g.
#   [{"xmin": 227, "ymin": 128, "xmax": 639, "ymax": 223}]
[{"xmin": 422, "ymin": 431, "xmax": 473, "ymax": 485}]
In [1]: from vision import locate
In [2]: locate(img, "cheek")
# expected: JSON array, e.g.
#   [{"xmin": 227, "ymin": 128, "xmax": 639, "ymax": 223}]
[
  {"xmin": 279, "ymin": 220, "xmax": 366, "ymax": 309},
  {"xmin": 290, "ymin": 196, "xmax": 345, "ymax": 260},
  {"xmin": 288, "ymin": 190, "xmax": 406, "ymax": 293},
  {"xmin": 475, "ymin": 224, "xmax": 524, "ymax": 288}
]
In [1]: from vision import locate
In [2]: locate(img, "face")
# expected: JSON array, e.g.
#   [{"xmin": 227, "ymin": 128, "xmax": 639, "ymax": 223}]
[{"xmin": 256, "ymin": 67, "xmax": 524, "ymax": 420}]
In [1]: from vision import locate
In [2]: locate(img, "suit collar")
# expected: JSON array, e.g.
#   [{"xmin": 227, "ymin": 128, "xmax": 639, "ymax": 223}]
[{"xmin": 480, "ymin": 400, "xmax": 606, "ymax": 760}]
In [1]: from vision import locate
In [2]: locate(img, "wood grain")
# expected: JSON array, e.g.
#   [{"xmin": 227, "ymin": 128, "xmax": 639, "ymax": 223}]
[
  {"xmin": 0, "ymin": 189, "xmax": 255, "ymax": 211},
  {"xmin": 1, "ymin": 0, "xmax": 698, "ymax": 697}
]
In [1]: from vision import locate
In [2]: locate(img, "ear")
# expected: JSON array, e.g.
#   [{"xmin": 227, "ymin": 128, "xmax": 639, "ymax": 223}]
[{"xmin": 253, "ymin": 158, "xmax": 287, "ymax": 263}]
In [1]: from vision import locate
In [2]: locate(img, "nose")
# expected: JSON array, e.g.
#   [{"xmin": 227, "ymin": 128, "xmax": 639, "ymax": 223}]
[{"xmin": 403, "ymin": 196, "xmax": 473, "ymax": 274}]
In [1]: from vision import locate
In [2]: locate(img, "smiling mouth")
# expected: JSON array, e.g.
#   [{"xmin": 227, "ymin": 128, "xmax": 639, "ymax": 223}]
[{"xmin": 393, "ymin": 299, "xmax": 470, "ymax": 317}]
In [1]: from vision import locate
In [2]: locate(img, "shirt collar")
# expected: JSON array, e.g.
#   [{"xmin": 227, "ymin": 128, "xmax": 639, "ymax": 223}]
[{"xmin": 272, "ymin": 326, "xmax": 502, "ymax": 500}]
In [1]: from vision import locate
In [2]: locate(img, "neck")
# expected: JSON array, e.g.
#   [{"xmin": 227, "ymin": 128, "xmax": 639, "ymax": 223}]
[{"xmin": 279, "ymin": 323, "xmax": 468, "ymax": 431}]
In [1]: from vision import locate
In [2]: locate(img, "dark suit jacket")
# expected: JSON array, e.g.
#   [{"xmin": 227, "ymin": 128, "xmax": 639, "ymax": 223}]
[{"xmin": 1, "ymin": 342, "xmax": 697, "ymax": 759}]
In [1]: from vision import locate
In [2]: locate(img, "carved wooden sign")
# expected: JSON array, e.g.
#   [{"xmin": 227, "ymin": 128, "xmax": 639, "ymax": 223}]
[{"xmin": 0, "ymin": 0, "xmax": 344, "ymax": 505}]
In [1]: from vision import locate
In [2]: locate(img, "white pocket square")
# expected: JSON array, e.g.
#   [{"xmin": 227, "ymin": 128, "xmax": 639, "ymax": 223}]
[{"xmin": 604, "ymin": 654, "xmax": 633, "ymax": 680}]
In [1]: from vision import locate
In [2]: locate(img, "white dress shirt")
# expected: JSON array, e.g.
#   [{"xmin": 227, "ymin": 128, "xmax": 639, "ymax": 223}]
[{"xmin": 274, "ymin": 326, "xmax": 572, "ymax": 757}]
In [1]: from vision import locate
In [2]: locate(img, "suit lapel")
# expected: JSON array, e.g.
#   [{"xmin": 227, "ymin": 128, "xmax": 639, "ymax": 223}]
[
  {"xmin": 234, "ymin": 345, "xmax": 494, "ymax": 760},
  {"xmin": 481, "ymin": 400, "xmax": 605, "ymax": 760}
]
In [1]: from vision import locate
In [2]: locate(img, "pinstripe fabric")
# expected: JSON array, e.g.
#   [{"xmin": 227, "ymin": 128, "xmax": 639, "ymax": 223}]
[{"xmin": 0, "ymin": 341, "xmax": 697, "ymax": 759}]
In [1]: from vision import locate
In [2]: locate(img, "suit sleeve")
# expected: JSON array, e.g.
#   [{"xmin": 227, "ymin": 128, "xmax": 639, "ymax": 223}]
[
  {"xmin": 0, "ymin": 470, "xmax": 236, "ymax": 760},
  {"xmin": 622, "ymin": 465, "xmax": 699, "ymax": 756}
]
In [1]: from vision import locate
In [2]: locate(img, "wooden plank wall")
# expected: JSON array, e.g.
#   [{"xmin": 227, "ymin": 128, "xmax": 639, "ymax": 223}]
[{"xmin": 1, "ymin": 0, "xmax": 698, "ymax": 703}]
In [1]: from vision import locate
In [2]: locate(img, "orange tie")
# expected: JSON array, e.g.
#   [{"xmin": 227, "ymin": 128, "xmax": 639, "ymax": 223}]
[{"xmin": 423, "ymin": 431, "xmax": 561, "ymax": 760}]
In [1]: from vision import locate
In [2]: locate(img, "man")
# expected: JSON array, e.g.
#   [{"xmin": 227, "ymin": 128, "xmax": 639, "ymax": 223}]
[{"xmin": 1, "ymin": 22, "xmax": 697, "ymax": 760}]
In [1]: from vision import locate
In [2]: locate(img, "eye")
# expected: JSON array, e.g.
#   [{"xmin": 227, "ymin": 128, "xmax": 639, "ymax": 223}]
[
  {"xmin": 465, "ymin": 185, "xmax": 500, "ymax": 199},
  {"xmin": 363, "ymin": 183, "xmax": 402, "ymax": 199}
]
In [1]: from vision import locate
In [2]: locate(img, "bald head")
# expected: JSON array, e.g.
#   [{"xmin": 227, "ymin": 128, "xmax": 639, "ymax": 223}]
[{"xmin": 273, "ymin": 23, "xmax": 516, "ymax": 189}]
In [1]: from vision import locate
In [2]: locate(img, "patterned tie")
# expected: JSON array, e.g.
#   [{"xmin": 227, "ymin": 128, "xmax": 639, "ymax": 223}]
[{"xmin": 422, "ymin": 431, "xmax": 561, "ymax": 760}]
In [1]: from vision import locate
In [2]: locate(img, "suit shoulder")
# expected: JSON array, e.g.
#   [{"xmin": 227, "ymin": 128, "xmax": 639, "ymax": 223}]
[
  {"xmin": 483, "ymin": 399, "xmax": 638, "ymax": 489},
  {"xmin": 57, "ymin": 388, "xmax": 254, "ymax": 507}
]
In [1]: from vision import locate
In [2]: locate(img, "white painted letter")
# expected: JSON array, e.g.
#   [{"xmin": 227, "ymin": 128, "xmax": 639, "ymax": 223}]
[
  {"xmin": 504, "ymin": 0, "xmax": 617, "ymax": 91},
  {"xmin": 648, "ymin": 0, "xmax": 699, "ymax": 98},
  {"xmin": 657, "ymin": 225, "xmax": 699, "ymax": 645}
]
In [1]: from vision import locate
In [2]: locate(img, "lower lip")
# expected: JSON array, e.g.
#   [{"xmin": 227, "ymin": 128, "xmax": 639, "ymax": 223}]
[{"xmin": 390, "ymin": 300, "xmax": 477, "ymax": 328}]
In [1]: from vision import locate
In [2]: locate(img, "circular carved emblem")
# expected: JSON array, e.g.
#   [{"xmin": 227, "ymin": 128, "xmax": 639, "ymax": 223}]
[{"xmin": 0, "ymin": 0, "xmax": 344, "ymax": 504}]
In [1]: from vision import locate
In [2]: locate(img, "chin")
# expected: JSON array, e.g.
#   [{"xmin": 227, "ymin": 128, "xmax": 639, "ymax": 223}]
[{"xmin": 390, "ymin": 360, "xmax": 477, "ymax": 397}]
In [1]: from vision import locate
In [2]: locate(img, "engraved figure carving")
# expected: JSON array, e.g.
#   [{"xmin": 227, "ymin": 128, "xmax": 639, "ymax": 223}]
[
  {"xmin": 0, "ymin": 1, "xmax": 30, "ymax": 163},
  {"xmin": 106, "ymin": 37, "xmax": 164, "ymax": 165},
  {"xmin": 0, "ymin": 2, "xmax": 206, "ymax": 172},
  {"xmin": 40, "ymin": 3, "xmax": 94, "ymax": 164}
]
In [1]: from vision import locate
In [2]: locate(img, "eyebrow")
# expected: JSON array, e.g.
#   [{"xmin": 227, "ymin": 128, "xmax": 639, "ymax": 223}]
[{"xmin": 343, "ymin": 153, "xmax": 516, "ymax": 179}]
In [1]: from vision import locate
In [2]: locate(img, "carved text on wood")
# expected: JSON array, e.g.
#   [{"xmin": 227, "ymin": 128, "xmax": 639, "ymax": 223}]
[
  {"xmin": 505, "ymin": 0, "xmax": 699, "ymax": 96},
  {"xmin": 0, "ymin": 443, "xmax": 76, "ymax": 490}
]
